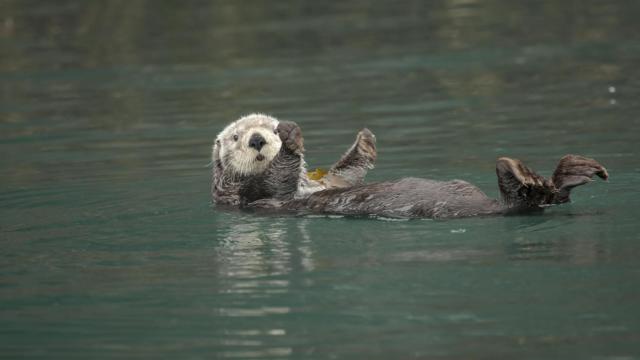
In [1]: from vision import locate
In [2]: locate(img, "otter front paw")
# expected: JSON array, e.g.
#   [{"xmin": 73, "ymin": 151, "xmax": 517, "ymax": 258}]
[
  {"xmin": 355, "ymin": 128, "xmax": 377, "ymax": 164},
  {"xmin": 277, "ymin": 121, "xmax": 304, "ymax": 154}
]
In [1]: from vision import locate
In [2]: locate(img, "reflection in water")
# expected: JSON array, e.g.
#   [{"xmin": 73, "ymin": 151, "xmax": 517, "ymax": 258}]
[
  {"xmin": 218, "ymin": 347, "xmax": 292, "ymax": 359},
  {"xmin": 211, "ymin": 217, "xmax": 324, "ymax": 358},
  {"xmin": 389, "ymin": 248, "xmax": 497, "ymax": 263},
  {"xmin": 499, "ymin": 210, "xmax": 615, "ymax": 264},
  {"xmin": 212, "ymin": 220, "xmax": 298, "ymax": 357},
  {"xmin": 212, "ymin": 218, "xmax": 316, "ymax": 323},
  {"xmin": 216, "ymin": 220, "xmax": 290, "ymax": 278},
  {"xmin": 215, "ymin": 218, "xmax": 315, "ymax": 280},
  {"xmin": 507, "ymin": 230, "xmax": 610, "ymax": 264},
  {"xmin": 296, "ymin": 218, "xmax": 316, "ymax": 272}
]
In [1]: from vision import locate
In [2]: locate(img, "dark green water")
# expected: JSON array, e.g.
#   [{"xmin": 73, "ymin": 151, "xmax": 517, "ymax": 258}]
[{"xmin": 2, "ymin": 1, "xmax": 640, "ymax": 358}]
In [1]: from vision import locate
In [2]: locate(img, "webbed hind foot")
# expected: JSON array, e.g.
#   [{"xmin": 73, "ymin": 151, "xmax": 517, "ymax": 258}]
[
  {"xmin": 551, "ymin": 154, "xmax": 608, "ymax": 204},
  {"xmin": 496, "ymin": 155, "xmax": 608, "ymax": 208},
  {"xmin": 496, "ymin": 157, "xmax": 555, "ymax": 208}
]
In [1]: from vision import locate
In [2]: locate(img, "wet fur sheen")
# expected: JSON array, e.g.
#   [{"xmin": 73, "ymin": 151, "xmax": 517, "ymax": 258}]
[{"xmin": 212, "ymin": 115, "xmax": 608, "ymax": 219}]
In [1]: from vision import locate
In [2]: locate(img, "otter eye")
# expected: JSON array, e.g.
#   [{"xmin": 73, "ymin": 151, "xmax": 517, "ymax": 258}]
[
  {"xmin": 233, "ymin": 134, "xmax": 238, "ymax": 141},
  {"xmin": 216, "ymin": 139, "xmax": 220, "ymax": 145},
  {"xmin": 274, "ymin": 128, "xmax": 278, "ymax": 134}
]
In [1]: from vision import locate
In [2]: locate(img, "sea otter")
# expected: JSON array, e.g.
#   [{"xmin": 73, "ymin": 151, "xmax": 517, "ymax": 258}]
[
  {"xmin": 211, "ymin": 114, "xmax": 376, "ymax": 206},
  {"xmin": 211, "ymin": 114, "xmax": 608, "ymax": 219}
]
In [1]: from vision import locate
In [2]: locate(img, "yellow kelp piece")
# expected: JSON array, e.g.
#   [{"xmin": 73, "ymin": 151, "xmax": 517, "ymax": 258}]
[{"xmin": 307, "ymin": 168, "xmax": 328, "ymax": 181}]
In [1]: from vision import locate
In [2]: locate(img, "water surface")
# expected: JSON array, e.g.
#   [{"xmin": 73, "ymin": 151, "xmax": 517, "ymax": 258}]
[{"xmin": 1, "ymin": 1, "xmax": 640, "ymax": 358}]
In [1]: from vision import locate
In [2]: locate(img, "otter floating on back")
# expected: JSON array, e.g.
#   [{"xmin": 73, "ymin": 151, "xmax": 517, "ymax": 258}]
[{"xmin": 211, "ymin": 114, "xmax": 608, "ymax": 219}]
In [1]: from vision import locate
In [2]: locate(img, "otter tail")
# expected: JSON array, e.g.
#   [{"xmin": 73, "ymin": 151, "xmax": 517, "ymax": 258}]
[{"xmin": 496, "ymin": 155, "xmax": 608, "ymax": 209}]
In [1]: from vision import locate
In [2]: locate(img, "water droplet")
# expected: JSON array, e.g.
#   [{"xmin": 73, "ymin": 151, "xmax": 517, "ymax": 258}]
[{"xmin": 608, "ymin": 86, "xmax": 616, "ymax": 93}]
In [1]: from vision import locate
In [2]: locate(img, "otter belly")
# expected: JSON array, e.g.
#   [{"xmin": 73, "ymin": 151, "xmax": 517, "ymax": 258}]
[{"xmin": 285, "ymin": 177, "xmax": 505, "ymax": 219}]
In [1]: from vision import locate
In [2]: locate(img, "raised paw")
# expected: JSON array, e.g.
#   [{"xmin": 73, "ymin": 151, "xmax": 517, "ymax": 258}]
[
  {"xmin": 322, "ymin": 128, "xmax": 377, "ymax": 188},
  {"xmin": 355, "ymin": 128, "xmax": 377, "ymax": 163},
  {"xmin": 276, "ymin": 121, "xmax": 304, "ymax": 154}
]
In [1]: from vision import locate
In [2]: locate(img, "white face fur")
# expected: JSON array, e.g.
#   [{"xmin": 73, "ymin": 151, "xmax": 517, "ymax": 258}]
[{"xmin": 213, "ymin": 114, "xmax": 282, "ymax": 176}]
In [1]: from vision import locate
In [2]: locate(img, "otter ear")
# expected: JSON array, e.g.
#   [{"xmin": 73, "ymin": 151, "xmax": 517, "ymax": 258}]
[{"xmin": 212, "ymin": 139, "xmax": 221, "ymax": 161}]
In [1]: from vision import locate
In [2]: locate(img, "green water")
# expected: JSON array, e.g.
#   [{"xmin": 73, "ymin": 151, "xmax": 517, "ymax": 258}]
[{"xmin": 2, "ymin": 1, "xmax": 640, "ymax": 358}]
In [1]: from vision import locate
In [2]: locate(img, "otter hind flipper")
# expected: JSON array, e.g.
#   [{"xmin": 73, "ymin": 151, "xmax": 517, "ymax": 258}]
[
  {"xmin": 496, "ymin": 157, "xmax": 556, "ymax": 209},
  {"xmin": 324, "ymin": 128, "xmax": 377, "ymax": 188},
  {"xmin": 551, "ymin": 154, "xmax": 608, "ymax": 204},
  {"xmin": 496, "ymin": 155, "xmax": 608, "ymax": 209}
]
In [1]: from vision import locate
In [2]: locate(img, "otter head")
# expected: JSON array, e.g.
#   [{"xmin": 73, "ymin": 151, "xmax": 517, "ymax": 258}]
[{"xmin": 213, "ymin": 114, "xmax": 282, "ymax": 176}]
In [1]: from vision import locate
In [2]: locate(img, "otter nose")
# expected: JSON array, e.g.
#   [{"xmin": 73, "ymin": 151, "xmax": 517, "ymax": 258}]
[{"xmin": 248, "ymin": 133, "xmax": 266, "ymax": 151}]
